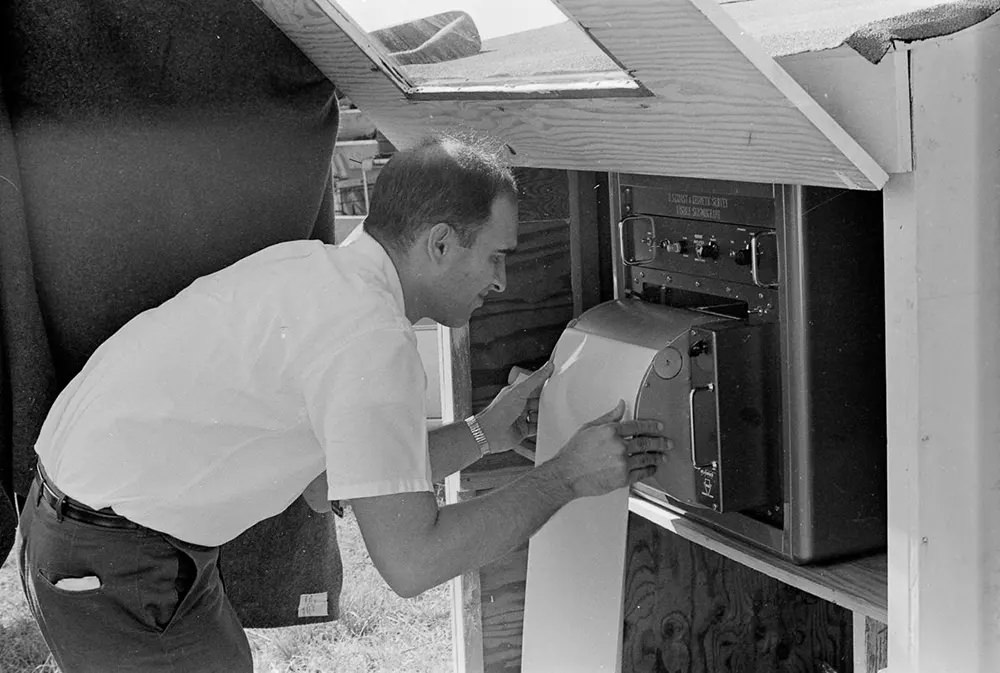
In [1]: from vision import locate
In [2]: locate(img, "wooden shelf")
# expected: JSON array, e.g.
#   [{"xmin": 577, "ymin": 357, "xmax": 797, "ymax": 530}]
[{"xmin": 628, "ymin": 495, "xmax": 888, "ymax": 622}]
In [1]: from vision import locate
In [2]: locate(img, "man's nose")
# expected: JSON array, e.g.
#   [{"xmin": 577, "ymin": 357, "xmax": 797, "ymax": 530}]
[{"xmin": 491, "ymin": 263, "xmax": 507, "ymax": 293}]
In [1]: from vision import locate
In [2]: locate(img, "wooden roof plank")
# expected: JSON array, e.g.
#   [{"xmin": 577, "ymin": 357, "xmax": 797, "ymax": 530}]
[{"xmin": 255, "ymin": 0, "xmax": 888, "ymax": 189}]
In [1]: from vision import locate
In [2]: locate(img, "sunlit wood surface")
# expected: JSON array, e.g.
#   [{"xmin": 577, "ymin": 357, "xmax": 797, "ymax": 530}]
[{"xmin": 253, "ymin": 0, "xmax": 887, "ymax": 189}]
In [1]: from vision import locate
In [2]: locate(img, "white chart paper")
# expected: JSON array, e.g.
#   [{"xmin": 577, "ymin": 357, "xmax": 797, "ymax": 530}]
[{"xmin": 521, "ymin": 326, "xmax": 658, "ymax": 673}]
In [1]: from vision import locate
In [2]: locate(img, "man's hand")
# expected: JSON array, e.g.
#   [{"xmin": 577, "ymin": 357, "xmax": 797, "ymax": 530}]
[
  {"xmin": 549, "ymin": 400, "xmax": 671, "ymax": 498},
  {"xmin": 476, "ymin": 361, "xmax": 554, "ymax": 454}
]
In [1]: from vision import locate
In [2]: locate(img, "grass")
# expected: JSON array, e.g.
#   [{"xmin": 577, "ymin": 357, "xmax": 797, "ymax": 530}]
[{"xmin": 0, "ymin": 508, "xmax": 452, "ymax": 673}]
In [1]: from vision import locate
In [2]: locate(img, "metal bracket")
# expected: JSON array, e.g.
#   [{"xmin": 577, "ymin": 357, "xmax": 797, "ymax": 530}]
[
  {"xmin": 750, "ymin": 231, "xmax": 779, "ymax": 288},
  {"xmin": 618, "ymin": 215, "xmax": 657, "ymax": 266}
]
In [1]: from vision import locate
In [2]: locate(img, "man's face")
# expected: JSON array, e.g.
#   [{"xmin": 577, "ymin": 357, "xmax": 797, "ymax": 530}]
[{"xmin": 436, "ymin": 195, "xmax": 518, "ymax": 327}]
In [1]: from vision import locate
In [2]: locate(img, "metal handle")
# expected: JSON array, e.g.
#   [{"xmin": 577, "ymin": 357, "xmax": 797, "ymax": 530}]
[
  {"xmin": 618, "ymin": 215, "xmax": 657, "ymax": 266},
  {"xmin": 688, "ymin": 383, "xmax": 715, "ymax": 468},
  {"xmin": 750, "ymin": 231, "xmax": 778, "ymax": 288}
]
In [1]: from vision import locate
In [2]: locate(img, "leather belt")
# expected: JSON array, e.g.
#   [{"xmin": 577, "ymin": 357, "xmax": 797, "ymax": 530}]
[{"xmin": 36, "ymin": 464, "xmax": 139, "ymax": 530}]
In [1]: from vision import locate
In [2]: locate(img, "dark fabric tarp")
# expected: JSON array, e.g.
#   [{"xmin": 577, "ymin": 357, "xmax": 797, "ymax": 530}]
[{"xmin": 1, "ymin": 0, "xmax": 344, "ymax": 627}]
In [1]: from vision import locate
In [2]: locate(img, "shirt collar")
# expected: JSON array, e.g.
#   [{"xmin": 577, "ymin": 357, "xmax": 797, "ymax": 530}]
[{"xmin": 339, "ymin": 224, "xmax": 408, "ymax": 320}]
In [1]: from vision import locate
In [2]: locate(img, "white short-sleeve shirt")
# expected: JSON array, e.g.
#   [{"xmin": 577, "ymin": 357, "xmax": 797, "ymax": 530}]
[{"xmin": 34, "ymin": 227, "xmax": 432, "ymax": 546}]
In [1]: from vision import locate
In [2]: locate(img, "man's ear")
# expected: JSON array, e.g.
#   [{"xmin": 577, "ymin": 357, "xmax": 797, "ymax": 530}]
[{"xmin": 425, "ymin": 222, "xmax": 454, "ymax": 264}]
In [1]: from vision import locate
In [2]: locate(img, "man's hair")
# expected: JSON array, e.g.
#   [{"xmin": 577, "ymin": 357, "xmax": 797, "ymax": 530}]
[{"xmin": 364, "ymin": 134, "xmax": 518, "ymax": 252}]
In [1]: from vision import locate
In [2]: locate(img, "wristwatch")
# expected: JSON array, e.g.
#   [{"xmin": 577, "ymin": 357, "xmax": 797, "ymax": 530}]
[{"xmin": 464, "ymin": 415, "xmax": 491, "ymax": 457}]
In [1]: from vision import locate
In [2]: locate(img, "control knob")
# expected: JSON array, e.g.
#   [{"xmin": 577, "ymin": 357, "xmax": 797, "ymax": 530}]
[
  {"xmin": 695, "ymin": 240, "xmax": 719, "ymax": 260},
  {"xmin": 731, "ymin": 247, "xmax": 752, "ymax": 266}
]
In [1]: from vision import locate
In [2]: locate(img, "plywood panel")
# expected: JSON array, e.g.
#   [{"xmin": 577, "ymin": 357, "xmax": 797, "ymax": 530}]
[
  {"xmin": 253, "ymin": 0, "xmax": 888, "ymax": 189},
  {"xmin": 479, "ymin": 545, "xmax": 529, "ymax": 673},
  {"xmin": 622, "ymin": 514, "xmax": 853, "ymax": 673},
  {"xmin": 628, "ymin": 498, "xmax": 888, "ymax": 623},
  {"xmin": 469, "ymin": 169, "xmax": 575, "ymax": 412},
  {"xmin": 456, "ymin": 469, "xmax": 533, "ymax": 673},
  {"xmin": 515, "ymin": 167, "xmax": 570, "ymax": 221}
]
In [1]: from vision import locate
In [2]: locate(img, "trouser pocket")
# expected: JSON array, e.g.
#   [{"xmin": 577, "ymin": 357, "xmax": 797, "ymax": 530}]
[
  {"xmin": 24, "ymin": 497, "xmax": 187, "ymax": 633},
  {"xmin": 19, "ymin": 480, "xmax": 250, "ymax": 672}
]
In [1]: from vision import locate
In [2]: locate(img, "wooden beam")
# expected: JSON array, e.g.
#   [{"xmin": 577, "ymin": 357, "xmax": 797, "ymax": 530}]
[
  {"xmin": 776, "ymin": 46, "xmax": 911, "ymax": 174},
  {"xmin": 567, "ymin": 171, "xmax": 602, "ymax": 315},
  {"xmin": 253, "ymin": 0, "xmax": 888, "ymax": 189},
  {"xmin": 557, "ymin": 0, "xmax": 887, "ymax": 187},
  {"xmin": 441, "ymin": 325, "xmax": 483, "ymax": 673},
  {"xmin": 884, "ymin": 15, "xmax": 1000, "ymax": 672},
  {"xmin": 854, "ymin": 614, "xmax": 889, "ymax": 673}
]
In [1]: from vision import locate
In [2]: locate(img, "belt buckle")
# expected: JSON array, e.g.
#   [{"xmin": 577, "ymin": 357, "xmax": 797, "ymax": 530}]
[{"xmin": 37, "ymin": 468, "xmax": 67, "ymax": 522}]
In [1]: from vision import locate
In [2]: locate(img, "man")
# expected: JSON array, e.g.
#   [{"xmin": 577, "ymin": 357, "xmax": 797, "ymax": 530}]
[{"xmin": 17, "ymin": 135, "xmax": 670, "ymax": 672}]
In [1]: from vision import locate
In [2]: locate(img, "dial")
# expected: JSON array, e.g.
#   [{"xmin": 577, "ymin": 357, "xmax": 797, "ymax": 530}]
[
  {"xmin": 732, "ymin": 247, "xmax": 752, "ymax": 266},
  {"xmin": 695, "ymin": 240, "xmax": 719, "ymax": 260}
]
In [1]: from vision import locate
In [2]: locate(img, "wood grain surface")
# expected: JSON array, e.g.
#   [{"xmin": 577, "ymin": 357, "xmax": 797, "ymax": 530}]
[
  {"xmin": 253, "ymin": 0, "xmax": 888, "ymax": 189},
  {"xmin": 623, "ymin": 514, "xmax": 853, "ymax": 673},
  {"xmin": 470, "ymin": 168, "xmax": 574, "ymax": 412}
]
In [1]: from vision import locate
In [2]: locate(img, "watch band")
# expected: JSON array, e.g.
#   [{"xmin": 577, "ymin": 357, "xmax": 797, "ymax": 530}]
[{"xmin": 464, "ymin": 415, "xmax": 491, "ymax": 457}]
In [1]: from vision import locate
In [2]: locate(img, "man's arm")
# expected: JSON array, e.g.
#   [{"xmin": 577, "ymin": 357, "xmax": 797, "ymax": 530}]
[
  {"xmin": 350, "ymin": 402, "xmax": 668, "ymax": 598},
  {"xmin": 426, "ymin": 421, "xmax": 484, "ymax": 483}
]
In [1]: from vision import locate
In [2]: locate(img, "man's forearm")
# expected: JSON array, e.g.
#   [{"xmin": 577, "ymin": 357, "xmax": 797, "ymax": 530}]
[
  {"xmin": 421, "ymin": 460, "xmax": 574, "ymax": 589},
  {"xmin": 354, "ymin": 458, "xmax": 576, "ymax": 598},
  {"xmin": 427, "ymin": 420, "xmax": 485, "ymax": 482}
]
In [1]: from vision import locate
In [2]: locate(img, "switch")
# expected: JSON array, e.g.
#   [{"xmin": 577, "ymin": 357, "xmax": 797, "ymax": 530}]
[
  {"xmin": 661, "ymin": 239, "xmax": 688, "ymax": 254},
  {"xmin": 695, "ymin": 240, "xmax": 719, "ymax": 260},
  {"xmin": 732, "ymin": 247, "xmax": 752, "ymax": 266}
]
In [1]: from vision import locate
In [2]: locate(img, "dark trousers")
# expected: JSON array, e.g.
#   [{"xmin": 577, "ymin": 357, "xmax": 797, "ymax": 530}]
[{"xmin": 17, "ymin": 477, "xmax": 252, "ymax": 672}]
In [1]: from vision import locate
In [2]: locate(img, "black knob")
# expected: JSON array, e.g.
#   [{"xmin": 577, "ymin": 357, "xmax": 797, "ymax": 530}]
[
  {"xmin": 732, "ymin": 248, "xmax": 752, "ymax": 266},
  {"xmin": 696, "ymin": 241, "xmax": 719, "ymax": 260}
]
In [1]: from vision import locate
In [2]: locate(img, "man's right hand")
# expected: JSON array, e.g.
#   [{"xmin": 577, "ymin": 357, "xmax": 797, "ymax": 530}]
[{"xmin": 549, "ymin": 400, "xmax": 671, "ymax": 498}]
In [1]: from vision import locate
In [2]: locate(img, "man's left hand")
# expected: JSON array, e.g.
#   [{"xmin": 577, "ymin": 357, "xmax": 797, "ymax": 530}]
[{"xmin": 477, "ymin": 361, "xmax": 554, "ymax": 454}]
